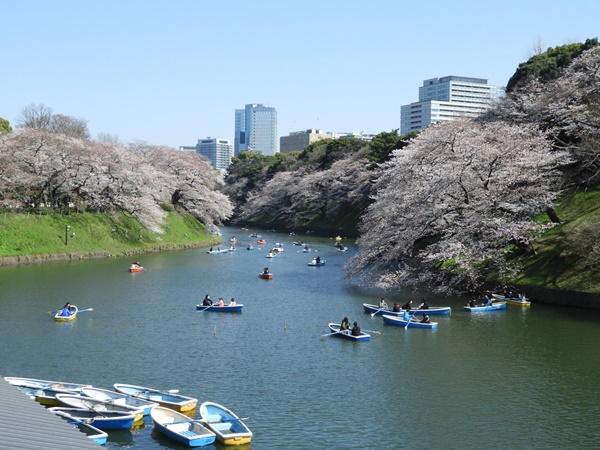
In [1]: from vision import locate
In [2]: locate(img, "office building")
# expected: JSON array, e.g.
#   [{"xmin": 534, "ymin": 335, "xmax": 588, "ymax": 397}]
[
  {"xmin": 280, "ymin": 129, "xmax": 331, "ymax": 153},
  {"xmin": 180, "ymin": 137, "xmax": 233, "ymax": 170},
  {"xmin": 400, "ymin": 76, "xmax": 503, "ymax": 135},
  {"xmin": 234, "ymin": 104, "xmax": 278, "ymax": 156}
]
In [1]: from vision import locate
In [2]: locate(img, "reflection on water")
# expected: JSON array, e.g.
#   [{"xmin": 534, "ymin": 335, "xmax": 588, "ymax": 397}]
[{"xmin": 1, "ymin": 227, "xmax": 600, "ymax": 449}]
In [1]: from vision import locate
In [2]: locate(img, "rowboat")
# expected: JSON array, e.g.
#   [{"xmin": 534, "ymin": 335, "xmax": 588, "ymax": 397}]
[
  {"xmin": 32, "ymin": 388, "xmax": 75, "ymax": 407},
  {"xmin": 55, "ymin": 393, "xmax": 144, "ymax": 422},
  {"xmin": 463, "ymin": 301, "xmax": 507, "ymax": 312},
  {"xmin": 265, "ymin": 251, "xmax": 277, "ymax": 258},
  {"xmin": 259, "ymin": 272, "xmax": 273, "ymax": 280},
  {"xmin": 48, "ymin": 407, "xmax": 137, "ymax": 430},
  {"xmin": 54, "ymin": 305, "xmax": 78, "ymax": 322},
  {"xmin": 82, "ymin": 386, "xmax": 158, "ymax": 415},
  {"xmin": 492, "ymin": 293, "xmax": 531, "ymax": 307},
  {"xmin": 151, "ymin": 406, "xmax": 216, "ymax": 447},
  {"xmin": 303, "ymin": 247, "xmax": 311, "ymax": 252},
  {"xmin": 54, "ymin": 409, "xmax": 108, "ymax": 445},
  {"xmin": 246, "ymin": 245, "xmax": 254, "ymax": 250},
  {"xmin": 113, "ymin": 383, "xmax": 197, "ymax": 412},
  {"xmin": 196, "ymin": 304, "xmax": 243, "ymax": 313},
  {"xmin": 308, "ymin": 258, "xmax": 325, "ymax": 266},
  {"xmin": 362, "ymin": 303, "xmax": 451, "ymax": 316},
  {"xmin": 381, "ymin": 314, "xmax": 438, "ymax": 329},
  {"xmin": 4, "ymin": 377, "xmax": 90, "ymax": 393},
  {"xmin": 198, "ymin": 401, "xmax": 253, "ymax": 446},
  {"xmin": 207, "ymin": 249, "xmax": 229, "ymax": 254},
  {"xmin": 257, "ymin": 240, "xmax": 266, "ymax": 245},
  {"xmin": 292, "ymin": 241, "xmax": 306, "ymax": 246},
  {"xmin": 327, "ymin": 323, "xmax": 370, "ymax": 341},
  {"xmin": 129, "ymin": 264, "xmax": 143, "ymax": 273}
]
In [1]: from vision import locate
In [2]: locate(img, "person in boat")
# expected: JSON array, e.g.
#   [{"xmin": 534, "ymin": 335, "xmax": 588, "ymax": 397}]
[
  {"xmin": 402, "ymin": 300, "xmax": 412, "ymax": 311},
  {"xmin": 209, "ymin": 247, "xmax": 213, "ymax": 252},
  {"xmin": 379, "ymin": 298, "xmax": 388, "ymax": 309},
  {"xmin": 218, "ymin": 297, "xmax": 225, "ymax": 306},
  {"xmin": 202, "ymin": 294, "xmax": 213, "ymax": 306},
  {"xmin": 469, "ymin": 299, "xmax": 477, "ymax": 308},
  {"xmin": 421, "ymin": 313, "xmax": 431, "ymax": 324},
  {"xmin": 351, "ymin": 321, "xmax": 361, "ymax": 336},
  {"xmin": 316, "ymin": 256, "xmax": 321, "ymax": 264},
  {"xmin": 230, "ymin": 298, "xmax": 236, "ymax": 306},
  {"xmin": 340, "ymin": 317, "xmax": 350, "ymax": 331},
  {"xmin": 263, "ymin": 267, "xmax": 270, "ymax": 274},
  {"xmin": 392, "ymin": 302, "xmax": 401, "ymax": 312},
  {"xmin": 403, "ymin": 310, "xmax": 411, "ymax": 321},
  {"xmin": 60, "ymin": 302, "xmax": 73, "ymax": 316},
  {"xmin": 482, "ymin": 295, "xmax": 493, "ymax": 307},
  {"xmin": 418, "ymin": 298, "xmax": 429, "ymax": 309}
]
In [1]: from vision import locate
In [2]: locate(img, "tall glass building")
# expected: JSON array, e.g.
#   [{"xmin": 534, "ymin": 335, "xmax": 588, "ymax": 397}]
[
  {"xmin": 234, "ymin": 103, "xmax": 278, "ymax": 156},
  {"xmin": 400, "ymin": 76, "xmax": 503, "ymax": 135}
]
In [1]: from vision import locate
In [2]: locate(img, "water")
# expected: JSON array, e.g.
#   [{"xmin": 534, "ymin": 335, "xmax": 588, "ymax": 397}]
[{"xmin": 1, "ymin": 227, "xmax": 600, "ymax": 449}]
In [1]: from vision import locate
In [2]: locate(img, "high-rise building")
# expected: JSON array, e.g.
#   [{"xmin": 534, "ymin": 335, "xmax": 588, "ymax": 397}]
[
  {"xmin": 180, "ymin": 137, "xmax": 233, "ymax": 170},
  {"xmin": 400, "ymin": 76, "xmax": 503, "ymax": 135},
  {"xmin": 234, "ymin": 104, "xmax": 278, "ymax": 156}
]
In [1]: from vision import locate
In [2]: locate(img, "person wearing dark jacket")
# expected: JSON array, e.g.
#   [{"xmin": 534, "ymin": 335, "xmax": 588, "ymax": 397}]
[{"xmin": 351, "ymin": 322, "xmax": 361, "ymax": 336}]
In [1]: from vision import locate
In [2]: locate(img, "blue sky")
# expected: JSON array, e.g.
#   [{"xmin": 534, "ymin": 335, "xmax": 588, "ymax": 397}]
[{"xmin": 2, "ymin": 1, "xmax": 599, "ymax": 148}]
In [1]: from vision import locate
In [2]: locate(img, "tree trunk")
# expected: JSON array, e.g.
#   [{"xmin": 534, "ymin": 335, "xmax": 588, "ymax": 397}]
[{"xmin": 547, "ymin": 207, "xmax": 561, "ymax": 223}]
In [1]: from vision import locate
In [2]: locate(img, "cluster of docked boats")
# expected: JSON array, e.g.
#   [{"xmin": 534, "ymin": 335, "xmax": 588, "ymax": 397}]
[{"xmin": 5, "ymin": 376, "xmax": 252, "ymax": 447}]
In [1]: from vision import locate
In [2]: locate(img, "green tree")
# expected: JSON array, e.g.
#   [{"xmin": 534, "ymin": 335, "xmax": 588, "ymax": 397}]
[
  {"xmin": 0, "ymin": 117, "xmax": 12, "ymax": 133},
  {"xmin": 506, "ymin": 38, "xmax": 599, "ymax": 92}
]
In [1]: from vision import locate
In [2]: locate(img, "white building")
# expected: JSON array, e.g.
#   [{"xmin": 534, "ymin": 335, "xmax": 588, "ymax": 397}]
[
  {"xmin": 180, "ymin": 137, "xmax": 233, "ymax": 170},
  {"xmin": 400, "ymin": 76, "xmax": 503, "ymax": 135}
]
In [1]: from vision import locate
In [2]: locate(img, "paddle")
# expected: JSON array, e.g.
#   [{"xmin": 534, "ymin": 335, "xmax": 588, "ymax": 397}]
[
  {"xmin": 78, "ymin": 308, "xmax": 94, "ymax": 313},
  {"xmin": 197, "ymin": 305, "xmax": 214, "ymax": 312},
  {"xmin": 405, "ymin": 306, "xmax": 421, "ymax": 329},
  {"xmin": 321, "ymin": 330, "xmax": 342, "ymax": 337},
  {"xmin": 370, "ymin": 303, "xmax": 388, "ymax": 317},
  {"xmin": 360, "ymin": 329, "xmax": 381, "ymax": 335}
]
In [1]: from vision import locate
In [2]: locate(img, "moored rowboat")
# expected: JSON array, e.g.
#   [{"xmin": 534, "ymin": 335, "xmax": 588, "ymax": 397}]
[
  {"xmin": 327, "ymin": 323, "xmax": 370, "ymax": 341},
  {"xmin": 4, "ymin": 377, "xmax": 90, "ymax": 393},
  {"xmin": 48, "ymin": 407, "xmax": 137, "ymax": 430},
  {"xmin": 362, "ymin": 303, "xmax": 451, "ymax": 316},
  {"xmin": 198, "ymin": 401, "xmax": 253, "ymax": 446},
  {"xmin": 381, "ymin": 314, "xmax": 438, "ymax": 329},
  {"xmin": 54, "ymin": 410, "xmax": 109, "ymax": 445},
  {"xmin": 113, "ymin": 383, "xmax": 197, "ymax": 413},
  {"xmin": 56, "ymin": 393, "xmax": 144, "ymax": 422},
  {"xmin": 151, "ymin": 406, "xmax": 216, "ymax": 447},
  {"xmin": 82, "ymin": 386, "xmax": 158, "ymax": 415}
]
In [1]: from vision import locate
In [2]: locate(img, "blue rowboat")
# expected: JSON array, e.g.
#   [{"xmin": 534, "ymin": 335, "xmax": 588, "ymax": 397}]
[
  {"xmin": 82, "ymin": 386, "xmax": 158, "ymax": 416},
  {"xmin": 55, "ymin": 394, "xmax": 144, "ymax": 422},
  {"xmin": 48, "ymin": 407, "xmax": 137, "ymax": 430},
  {"xmin": 327, "ymin": 323, "xmax": 370, "ymax": 341},
  {"xmin": 463, "ymin": 301, "xmax": 507, "ymax": 312},
  {"xmin": 151, "ymin": 406, "xmax": 216, "ymax": 447},
  {"xmin": 382, "ymin": 314, "xmax": 438, "ymax": 329},
  {"xmin": 362, "ymin": 303, "xmax": 451, "ymax": 316},
  {"xmin": 207, "ymin": 249, "xmax": 229, "ymax": 254},
  {"xmin": 113, "ymin": 383, "xmax": 197, "ymax": 413},
  {"xmin": 198, "ymin": 401, "xmax": 253, "ymax": 446},
  {"xmin": 195, "ymin": 304, "xmax": 243, "ymax": 313}
]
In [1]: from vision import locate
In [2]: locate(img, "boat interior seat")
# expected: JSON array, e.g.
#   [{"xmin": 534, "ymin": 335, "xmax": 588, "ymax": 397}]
[
  {"xmin": 180, "ymin": 430, "xmax": 197, "ymax": 437},
  {"xmin": 206, "ymin": 414, "xmax": 222, "ymax": 422},
  {"xmin": 211, "ymin": 422, "xmax": 232, "ymax": 431}
]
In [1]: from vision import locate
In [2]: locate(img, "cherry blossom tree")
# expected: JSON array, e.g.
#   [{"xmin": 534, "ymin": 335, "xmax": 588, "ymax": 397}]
[{"xmin": 345, "ymin": 120, "xmax": 572, "ymax": 294}]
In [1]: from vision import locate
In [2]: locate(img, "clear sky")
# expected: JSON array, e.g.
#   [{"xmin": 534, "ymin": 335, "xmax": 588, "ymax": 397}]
[{"xmin": 2, "ymin": 0, "xmax": 599, "ymax": 148}]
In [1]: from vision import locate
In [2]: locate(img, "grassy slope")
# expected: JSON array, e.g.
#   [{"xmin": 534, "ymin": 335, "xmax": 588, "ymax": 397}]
[
  {"xmin": 495, "ymin": 189, "xmax": 600, "ymax": 292},
  {"xmin": 0, "ymin": 208, "xmax": 220, "ymax": 260}
]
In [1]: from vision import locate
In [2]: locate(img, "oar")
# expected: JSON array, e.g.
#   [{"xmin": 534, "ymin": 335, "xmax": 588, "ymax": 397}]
[
  {"xmin": 78, "ymin": 308, "xmax": 94, "ymax": 313},
  {"xmin": 370, "ymin": 305, "xmax": 388, "ymax": 317},
  {"xmin": 405, "ymin": 307, "xmax": 421, "ymax": 329},
  {"xmin": 321, "ymin": 330, "xmax": 341, "ymax": 337},
  {"xmin": 197, "ymin": 305, "xmax": 214, "ymax": 312},
  {"xmin": 360, "ymin": 329, "xmax": 381, "ymax": 335}
]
